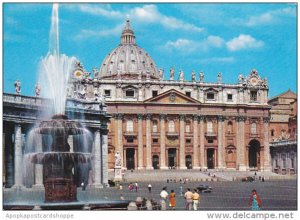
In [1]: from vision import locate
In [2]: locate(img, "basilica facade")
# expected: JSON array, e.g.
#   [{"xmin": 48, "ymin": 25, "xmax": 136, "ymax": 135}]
[{"xmin": 68, "ymin": 20, "xmax": 272, "ymax": 172}]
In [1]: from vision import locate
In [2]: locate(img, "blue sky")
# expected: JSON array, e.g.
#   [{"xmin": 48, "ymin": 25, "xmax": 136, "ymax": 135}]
[{"xmin": 3, "ymin": 3, "xmax": 297, "ymax": 97}]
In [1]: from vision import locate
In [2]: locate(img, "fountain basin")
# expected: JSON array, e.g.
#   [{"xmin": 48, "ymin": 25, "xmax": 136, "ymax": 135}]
[{"xmin": 27, "ymin": 152, "xmax": 93, "ymax": 164}]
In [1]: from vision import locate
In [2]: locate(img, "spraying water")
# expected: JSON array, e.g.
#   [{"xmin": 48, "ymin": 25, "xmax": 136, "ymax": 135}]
[{"xmin": 39, "ymin": 3, "xmax": 77, "ymax": 115}]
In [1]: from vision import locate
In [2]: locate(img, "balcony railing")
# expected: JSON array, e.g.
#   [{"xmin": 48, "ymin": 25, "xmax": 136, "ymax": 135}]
[{"xmin": 205, "ymin": 132, "xmax": 217, "ymax": 137}]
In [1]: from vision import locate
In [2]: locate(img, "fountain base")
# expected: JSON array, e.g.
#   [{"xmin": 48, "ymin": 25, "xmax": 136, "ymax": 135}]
[{"xmin": 45, "ymin": 178, "xmax": 76, "ymax": 203}]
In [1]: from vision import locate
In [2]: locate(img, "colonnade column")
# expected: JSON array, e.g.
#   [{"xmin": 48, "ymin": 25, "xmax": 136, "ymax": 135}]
[
  {"xmin": 217, "ymin": 116, "xmax": 225, "ymax": 169},
  {"xmin": 137, "ymin": 114, "xmax": 144, "ymax": 170},
  {"xmin": 237, "ymin": 116, "xmax": 247, "ymax": 171},
  {"xmin": 116, "ymin": 113, "xmax": 124, "ymax": 168},
  {"xmin": 33, "ymin": 134, "xmax": 44, "ymax": 189},
  {"xmin": 193, "ymin": 115, "xmax": 200, "ymax": 169},
  {"xmin": 68, "ymin": 136, "xmax": 74, "ymax": 152},
  {"xmin": 12, "ymin": 124, "xmax": 24, "ymax": 189},
  {"xmin": 101, "ymin": 129, "xmax": 109, "ymax": 187},
  {"xmin": 179, "ymin": 115, "xmax": 187, "ymax": 169},
  {"xmin": 263, "ymin": 117, "xmax": 272, "ymax": 171},
  {"xmin": 93, "ymin": 129, "xmax": 103, "ymax": 188},
  {"xmin": 160, "ymin": 114, "xmax": 168, "ymax": 169},
  {"xmin": 199, "ymin": 116, "xmax": 206, "ymax": 169},
  {"xmin": 145, "ymin": 114, "xmax": 153, "ymax": 169}
]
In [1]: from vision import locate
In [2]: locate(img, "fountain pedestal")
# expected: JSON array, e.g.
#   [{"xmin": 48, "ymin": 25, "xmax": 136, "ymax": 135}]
[{"xmin": 113, "ymin": 165, "xmax": 123, "ymax": 184}]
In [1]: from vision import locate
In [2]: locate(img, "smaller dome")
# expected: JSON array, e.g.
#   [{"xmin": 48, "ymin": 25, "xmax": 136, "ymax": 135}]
[{"xmin": 99, "ymin": 20, "xmax": 159, "ymax": 80}]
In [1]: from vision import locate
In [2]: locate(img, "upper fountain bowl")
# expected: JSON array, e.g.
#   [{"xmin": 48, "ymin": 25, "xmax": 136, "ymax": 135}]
[{"xmin": 35, "ymin": 114, "xmax": 85, "ymax": 135}]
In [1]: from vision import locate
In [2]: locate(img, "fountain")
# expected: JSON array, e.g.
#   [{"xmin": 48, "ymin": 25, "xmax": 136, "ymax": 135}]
[{"xmin": 27, "ymin": 114, "xmax": 92, "ymax": 202}]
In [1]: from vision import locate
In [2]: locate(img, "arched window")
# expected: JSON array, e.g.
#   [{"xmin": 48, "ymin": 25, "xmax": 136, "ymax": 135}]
[
  {"xmin": 251, "ymin": 123, "xmax": 257, "ymax": 134},
  {"xmin": 207, "ymin": 121, "xmax": 213, "ymax": 133},
  {"xmin": 227, "ymin": 121, "xmax": 233, "ymax": 133},
  {"xmin": 152, "ymin": 120, "xmax": 158, "ymax": 132},
  {"xmin": 185, "ymin": 121, "xmax": 191, "ymax": 132},
  {"xmin": 168, "ymin": 120, "xmax": 175, "ymax": 132},
  {"xmin": 126, "ymin": 120, "xmax": 134, "ymax": 132}
]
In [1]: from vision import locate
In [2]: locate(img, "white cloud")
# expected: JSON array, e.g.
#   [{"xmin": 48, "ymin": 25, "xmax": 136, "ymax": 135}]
[
  {"xmin": 77, "ymin": 4, "xmax": 123, "ymax": 18},
  {"xmin": 165, "ymin": 38, "xmax": 193, "ymax": 51},
  {"xmin": 226, "ymin": 34, "xmax": 264, "ymax": 51},
  {"xmin": 206, "ymin": 36, "xmax": 225, "ymax": 48},
  {"xmin": 200, "ymin": 57, "xmax": 235, "ymax": 64},
  {"xmin": 242, "ymin": 7, "xmax": 296, "ymax": 27}
]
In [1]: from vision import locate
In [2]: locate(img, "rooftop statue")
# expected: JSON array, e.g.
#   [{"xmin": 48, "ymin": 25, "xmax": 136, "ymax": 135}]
[
  {"xmin": 217, "ymin": 72, "xmax": 222, "ymax": 83},
  {"xmin": 159, "ymin": 68, "xmax": 164, "ymax": 80},
  {"xmin": 14, "ymin": 80, "xmax": 21, "ymax": 95},
  {"xmin": 35, "ymin": 82, "xmax": 41, "ymax": 97},
  {"xmin": 179, "ymin": 70, "xmax": 184, "ymax": 81},
  {"xmin": 170, "ymin": 67, "xmax": 175, "ymax": 80},
  {"xmin": 191, "ymin": 70, "xmax": 196, "ymax": 82},
  {"xmin": 199, "ymin": 71, "xmax": 204, "ymax": 82},
  {"xmin": 93, "ymin": 67, "xmax": 99, "ymax": 78}
]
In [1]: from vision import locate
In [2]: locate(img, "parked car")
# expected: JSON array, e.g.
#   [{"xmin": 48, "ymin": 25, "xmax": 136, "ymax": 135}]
[
  {"xmin": 197, "ymin": 184, "xmax": 212, "ymax": 193},
  {"xmin": 242, "ymin": 176, "xmax": 254, "ymax": 182}
]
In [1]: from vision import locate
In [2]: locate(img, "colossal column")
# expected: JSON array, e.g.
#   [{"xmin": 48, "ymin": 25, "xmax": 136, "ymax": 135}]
[
  {"xmin": 217, "ymin": 116, "xmax": 225, "ymax": 169},
  {"xmin": 160, "ymin": 114, "xmax": 168, "ymax": 169},
  {"xmin": 263, "ymin": 117, "xmax": 272, "ymax": 171},
  {"xmin": 179, "ymin": 115, "xmax": 187, "ymax": 169},
  {"xmin": 117, "ymin": 113, "xmax": 124, "ymax": 168},
  {"xmin": 146, "ymin": 114, "xmax": 153, "ymax": 169},
  {"xmin": 101, "ymin": 128, "xmax": 109, "ymax": 187},
  {"xmin": 93, "ymin": 129, "xmax": 103, "ymax": 188},
  {"xmin": 137, "ymin": 114, "xmax": 144, "ymax": 169},
  {"xmin": 33, "ymin": 134, "xmax": 44, "ymax": 189},
  {"xmin": 12, "ymin": 124, "xmax": 24, "ymax": 189},
  {"xmin": 236, "ymin": 116, "xmax": 247, "ymax": 171},
  {"xmin": 199, "ymin": 116, "xmax": 206, "ymax": 169},
  {"xmin": 193, "ymin": 115, "xmax": 200, "ymax": 169}
]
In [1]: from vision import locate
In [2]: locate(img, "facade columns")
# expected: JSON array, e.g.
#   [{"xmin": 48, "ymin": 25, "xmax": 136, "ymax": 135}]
[
  {"xmin": 263, "ymin": 117, "xmax": 272, "ymax": 171},
  {"xmin": 12, "ymin": 124, "xmax": 24, "ymax": 189},
  {"xmin": 236, "ymin": 116, "xmax": 247, "ymax": 171},
  {"xmin": 137, "ymin": 114, "xmax": 144, "ymax": 170},
  {"xmin": 160, "ymin": 114, "xmax": 168, "ymax": 169},
  {"xmin": 33, "ymin": 134, "xmax": 44, "ymax": 189},
  {"xmin": 199, "ymin": 116, "xmax": 206, "ymax": 169},
  {"xmin": 93, "ymin": 129, "xmax": 103, "ymax": 188},
  {"xmin": 217, "ymin": 116, "xmax": 225, "ymax": 169},
  {"xmin": 116, "ymin": 114, "xmax": 124, "ymax": 168},
  {"xmin": 193, "ymin": 115, "xmax": 200, "ymax": 169},
  {"xmin": 145, "ymin": 114, "xmax": 153, "ymax": 169},
  {"xmin": 179, "ymin": 115, "xmax": 187, "ymax": 169},
  {"xmin": 101, "ymin": 130, "xmax": 109, "ymax": 187}
]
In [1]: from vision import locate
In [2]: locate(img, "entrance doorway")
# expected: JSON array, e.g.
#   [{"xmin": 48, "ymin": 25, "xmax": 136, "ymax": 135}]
[
  {"xmin": 152, "ymin": 155, "xmax": 159, "ymax": 169},
  {"xmin": 248, "ymin": 140, "xmax": 260, "ymax": 169},
  {"xmin": 168, "ymin": 148, "xmax": 176, "ymax": 168},
  {"xmin": 185, "ymin": 155, "xmax": 192, "ymax": 169},
  {"xmin": 207, "ymin": 149, "xmax": 215, "ymax": 169},
  {"xmin": 126, "ymin": 148, "xmax": 135, "ymax": 170}
]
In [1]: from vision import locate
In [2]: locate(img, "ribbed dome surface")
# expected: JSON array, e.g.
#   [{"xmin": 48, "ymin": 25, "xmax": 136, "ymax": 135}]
[{"xmin": 99, "ymin": 20, "xmax": 159, "ymax": 80}]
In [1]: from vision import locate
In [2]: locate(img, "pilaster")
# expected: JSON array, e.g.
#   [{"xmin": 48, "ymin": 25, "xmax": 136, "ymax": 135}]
[
  {"xmin": 192, "ymin": 115, "xmax": 200, "ymax": 169},
  {"xmin": 137, "ymin": 114, "xmax": 144, "ymax": 170},
  {"xmin": 145, "ymin": 114, "xmax": 153, "ymax": 169},
  {"xmin": 160, "ymin": 114, "xmax": 168, "ymax": 169},
  {"xmin": 179, "ymin": 115, "xmax": 187, "ymax": 169}
]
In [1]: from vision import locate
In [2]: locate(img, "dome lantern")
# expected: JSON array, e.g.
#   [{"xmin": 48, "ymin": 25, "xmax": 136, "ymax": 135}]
[{"xmin": 121, "ymin": 19, "xmax": 136, "ymax": 45}]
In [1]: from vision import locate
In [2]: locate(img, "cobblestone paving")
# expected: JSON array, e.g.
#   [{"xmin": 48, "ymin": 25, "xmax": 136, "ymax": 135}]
[{"xmin": 4, "ymin": 179, "xmax": 297, "ymax": 211}]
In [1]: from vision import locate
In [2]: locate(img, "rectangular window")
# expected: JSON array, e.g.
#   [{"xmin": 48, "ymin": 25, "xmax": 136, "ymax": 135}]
[
  {"xmin": 186, "ymin": 139, "xmax": 191, "ymax": 144},
  {"xmin": 207, "ymin": 93, "xmax": 215, "ymax": 100},
  {"xmin": 126, "ymin": 90, "xmax": 135, "ymax": 97},
  {"xmin": 152, "ymin": 90, "xmax": 158, "ymax": 97},
  {"xmin": 185, "ymin": 91, "xmax": 191, "ymax": 97},
  {"xmin": 153, "ymin": 138, "xmax": 158, "ymax": 143},
  {"xmin": 104, "ymin": 89, "xmax": 111, "ymax": 97},
  {"xmin": 208, "ymin": 139, "xmax": 213, "ymax": 143},
  {"xmin": 227, "ymin": 94, "xmax": 233, "ymax": 101},
  {"xmin": 127, "ymin": 138, "xmax": 134, "ymax": 143},
  {"xmin": 250, "ymin": 91, "xmax": 257, "ymax": 101}
]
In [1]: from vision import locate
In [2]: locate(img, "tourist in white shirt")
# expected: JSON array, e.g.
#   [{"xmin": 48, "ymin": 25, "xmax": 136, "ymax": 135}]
[{"xmin": 160, "ymin": 187, "xmax": 169, "ymax": 210}]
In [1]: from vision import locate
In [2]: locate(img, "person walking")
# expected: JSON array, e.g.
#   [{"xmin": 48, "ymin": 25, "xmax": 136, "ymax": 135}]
[
  {"xmin": 192, "ymin": 189, "xmax": 200, "ymax": 210},
  {"xmin": 184, "ymin": 188, "xmax": 193, "ymax": 210},
  {"xmin": 135, "ymin": 182, "xmax": 138, "ymax": 192},
  {"xmin": 249, "ymin": 189, "xmax": 262, "ymax": 210},
  {"xmin": 160, "ymin": 187, "xmax": 169, "ymax": 210},
  {"xmin": 148, "ymin": 183, "xmax": 152, "ymax": 193},
  {"xmin": 169, "ymin": 189, "xmax": 176, "ymax": 210}
]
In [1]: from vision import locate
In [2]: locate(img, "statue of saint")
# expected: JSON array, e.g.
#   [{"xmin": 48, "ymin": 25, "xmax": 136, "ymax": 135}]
[
  {"xmin": 115, "ymin": 151, "xmax": 122, "ymax": 167},
  {"xmin": 238, "ymin": 74, "xmax": 244, "ymax": 84},
  {"xmin": 170, "ymin": 67, "xmax": 175, "ymax": 80},
  {"xmin": 199, "ymin": 71, "xmax": 204, "ymax": 82},
  {"xmin": 217, "ymin": 72, "xmax": 222, "ymax": 83},
  {"xmin": 14, "ymin": 80, "xmax": 21, "ymax": 95},
  {"xmin": 191, "ymin": 70, "xmax": 196, "ymax": 82},
  {"xmin": 159, "ymin": 68, "xmax": 164, "ymax": 79},
  {"xmin": 179, "ymin": 70, "xmax": 184, "ymax": 81},
  {"xmin": 35, "ymin": 83, "xmax": 41, "ymax": 97},
  {"xmin": 92, "ymin": 68, "xmax": 99, "ymax": 78}
]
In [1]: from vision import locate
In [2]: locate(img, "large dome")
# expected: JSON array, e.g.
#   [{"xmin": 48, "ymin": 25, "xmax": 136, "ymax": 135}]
[{"xmin": 99, "ymin": 20, "xmax": 160, "ymax": 80}]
